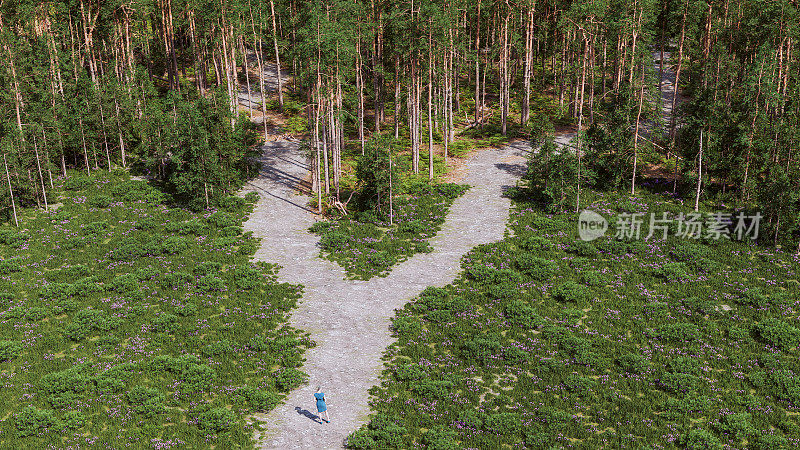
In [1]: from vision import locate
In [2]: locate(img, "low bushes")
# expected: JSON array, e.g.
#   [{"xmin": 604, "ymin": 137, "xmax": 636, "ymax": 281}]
[
  {"xmin": 311, "ymin": 183, "xmax": 468, "ymax": 279},
  {"xmin": 0, "ymin": 173, "xmax": 309, "ymax": 447}
]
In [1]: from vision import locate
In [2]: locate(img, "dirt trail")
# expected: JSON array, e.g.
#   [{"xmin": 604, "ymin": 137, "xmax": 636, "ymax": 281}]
[{"xmin": 242, "ymin": 139, "xmax": 530, "ymax": 448}]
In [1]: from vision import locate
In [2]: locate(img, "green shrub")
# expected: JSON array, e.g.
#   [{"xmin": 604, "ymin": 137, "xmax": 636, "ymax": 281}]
[
  {"xmin": 110, "ymin": 180, "xmax": 166, "ymax": 203},
  {"xmin": 504, "ymin": 301, "xmax": 544, "ymax": 329},
  {"xmin": 394, "ymin": 364, "xmax": 426, "ymax": 381},
  {"xmin": 203, "ymin": 340, "xmax": 235, "ymax": 356},
  {"xmin": 680, "ymin": 428, "xmax": 723, "ymax": 449},
  {"xmin": 89, "ymin": 195, "xmax": 114, "ymax": 208},
  {"xmin": 461, "ymin": 337, "xmax": 502, "ymax": 364},
  {"xmin": 754, "ymin": 433, "xmax": 790, "ymax": 449},
  {"xmin": 392, "ymin": 316, "xmax": 421, "ymax": 336},
  {"xmin": 654, "ymin": 322, "xmax": 701, "ymax": 342},
  {"xmin": 64, "ymin": 309, "xmax": 122, "ymax": 340},
  {"xmin": 151, "ymin": 313, "xmax": 179, "ymax": 334},
  {"xmin": 714, "ymin": 412, "xmax": 755, "ymax": 442},
  {"xmin": 215, "ymin": 195, "xmax": 248, "ymax": 212},
  {"xmin": 756, "ymin": 319, "xmax": 800, "ymax": 350},
  {"xmin": 284, "ymin": 116, "xmax": 309, "ymax": 134},
  {"xmin": 0, "ymin": 340, "xmax": 23, "ymax": 361},
  {"xmin": 659, "ymin": 372, "xmax": 701, "ymax": 393},
  {"xmin": 63, "ymin": 176, "xmax": 92, "ymax": 190},
  {"xmin": 197, "ymin": 275, "xmax": 225, "ymax": 292},
  {"xmin": 552, "ymin": 281, "xmax": 590, "ymax": 303},
  {"xmin": 275, "ymin": 368, "xmax": 306, "ymax": 390},
  {"xmin": 14, "ymin": 406, "xmax": 58, "ymax": 437},
  {"xmin": 484, "ymin": 412, "xmax": 523, "ymax": 436},
  {"xmin": 422, "ymin": 426, "xmax": 460, "ymax": 450},
  {"xmin": 564, "ymin": 374, "xmax": 596, "ymax": 396},
  {"xmin": 410, "ymin": 379, "xmax": 453, "ymax": 399},
  {"xmin": 237, "ymin": 387, "xmax": 280, "ymax": 411},
  {"xmin": 160, "ymin": 235, "xmax": 190, "ymax": 254},
  {"xmin": 62, "ymin": 410, "xmax": 86, "ymax": 430},
  {"xmin": 0, "ymin": 229, "xmax": 28, "ymax": 248},
  {"xmin": 38, "ymin": 366, "xmax": 94, "ymax": 407},
  {"xmin": 617, "ymin": 353, "xmax": 649, "ymax": 374},
  {"xmin": 165, "ymin": 219, "xmax": 208, "ymax": 235},
  {"xmin": 514, "ymin": 254, "xmax": 558, "ymax": 280},
  {"xmin": 197, "ymin": 407, "xmax": 237, "ymax": 433},
  {"xmin": 127, "ymin": 386, "xmax": 166, "ymax": 418},
  {"xmin": 0, "ymin": 258, "xmax": 23, "ymax": 274}
]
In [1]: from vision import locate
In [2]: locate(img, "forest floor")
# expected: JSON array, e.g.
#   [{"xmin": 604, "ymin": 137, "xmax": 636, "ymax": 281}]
[{"xmin": 242, "ymin": 137, "xmax": 541, "ymax": 448}]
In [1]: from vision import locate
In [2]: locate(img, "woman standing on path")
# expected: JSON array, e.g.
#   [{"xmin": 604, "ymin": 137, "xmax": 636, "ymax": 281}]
[{"xmin": 315, "ymin": 387, "xmax": 329, "ymax": 423}]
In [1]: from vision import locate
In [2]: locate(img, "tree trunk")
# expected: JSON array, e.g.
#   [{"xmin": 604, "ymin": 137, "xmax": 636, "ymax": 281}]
[
  {"xmin": 695, "ymin": 130, "xmax": 704, "ymax": 212},
  {"xmin": 356, "ymin": 33, "xmax": 365, "ymax": 154},
  {"xmin": 428, "ymin": 24, "xmax": 434, "ymax": 180},
  {"xmin": 269, "ymin": 0, "xmax": 284, "ymax": 109},
  {"xmin": 32, "ymin": 134, "xmax": 48, "ymax": 211},
  {"xmin": 3, "ymin": 154, "xmax": 18, "ymax": 227},
  {"xmin": 474, "ymin": 0, "xmax": 482, "ymax": 124},
  {"xmin": 394, "ymin": 58, "xmax": 401, "ymax": 139},
  {"xmin": 632, "ymin": 65, "xmax": 646, "ymax": 195},
  {"xmin": 670, "ymin": 0, "xmax": 689, "ymax": 143}
]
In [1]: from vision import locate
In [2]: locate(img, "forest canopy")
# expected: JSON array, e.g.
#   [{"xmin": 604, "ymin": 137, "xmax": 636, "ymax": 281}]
[{"xmin": 0, "ymin": 0, "xmax": 798, "ymax": 245}]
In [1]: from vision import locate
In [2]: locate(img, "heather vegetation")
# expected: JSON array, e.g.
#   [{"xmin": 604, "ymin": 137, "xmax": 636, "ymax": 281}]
[
  {"xmin": 0, "ymin": 173, "xmax": 310, "ymax": 447},
  {"xmin": 349, "ymin": 181, "xmax": 800, "ymax": 448},
  {"xmin": 311, "ymin": 182, "xmax": 468, "ymax": 279}
]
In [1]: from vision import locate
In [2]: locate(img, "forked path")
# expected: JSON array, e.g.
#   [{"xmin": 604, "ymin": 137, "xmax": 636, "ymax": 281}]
[{"xmin": 243, "ymin": 139, "xmax": 530, "ymax": 449}]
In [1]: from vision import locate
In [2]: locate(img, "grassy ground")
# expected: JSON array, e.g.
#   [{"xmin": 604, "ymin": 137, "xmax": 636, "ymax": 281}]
[
  {"xmin": 0, "ymin": 172, "xmax": 311, "ymax": 448},
  {"xmin": 347, "ymin": 184, "xmax": 800, "ymax": 449}
]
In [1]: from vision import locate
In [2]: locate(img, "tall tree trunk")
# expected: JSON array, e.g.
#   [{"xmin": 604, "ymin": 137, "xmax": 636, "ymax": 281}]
[
  {"xmin": 428, "ymin": 24, "xmax": 434, "ymax": 180},
  {"xmin": 474, "ymin": 0, "xmax": 482, "ymax": 124},
  {"xmin": 32, "ymin": 134, "xmax": 48, "ymax": 211},
  {"xmin": 269, "ymin": 0, "xmax": 284, "ymax": 109},
  {"xmin": 356, "ymin": 33, "xmax": 365, "ymax": 154},
  {"xmin": 3, "ymin": 154, "xmax": 18, "ymax": 227},
  {"xmin": 521, "ymin": 7, "xmax": 534, "ymax": 125},
  {"xmin": 632, "ymin": 65, "xmax": 646, "ymax": 195},
  {"xmin": 695, "ymin": 129, "xmax": 704, "ymax": 212},
  {"xmin": 500, "ymin": 11, "xmax": 509, "ymax": 136},
  {"xmin": 394, "ymin": 58, "xmax": 401, "ymax": 139},
  {"xmin": 670, "ymin": 0, "xmax": 689, "ymax": 143}
]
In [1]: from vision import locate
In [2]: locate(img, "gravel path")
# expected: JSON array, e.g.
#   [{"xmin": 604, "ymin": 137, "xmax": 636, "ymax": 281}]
[{"xmin": 242, "ymin": 139, "xmax": 530, "ymax": 449}]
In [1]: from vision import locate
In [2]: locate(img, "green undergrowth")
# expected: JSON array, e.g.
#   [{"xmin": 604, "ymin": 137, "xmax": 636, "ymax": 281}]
[
  {"xmin": 310, "ymin": 182, "xmax": 469, "ymax": 280},
  {"xmin": 348, "ymin": 188, "xmax": 800, "ymax": 449},
  {"xmin": 0, "ymin": 172, "xmax": 311, "ymax": 448}
]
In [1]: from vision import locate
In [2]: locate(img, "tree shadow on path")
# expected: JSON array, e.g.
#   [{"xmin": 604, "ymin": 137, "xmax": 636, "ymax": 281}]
[
  {"xmin": 495, "ymin": 162, "xmax": 528, "ymax": 178},
  {"xmin": 294, "ymin": 406, "xmax": 322, "ymax": 424}
]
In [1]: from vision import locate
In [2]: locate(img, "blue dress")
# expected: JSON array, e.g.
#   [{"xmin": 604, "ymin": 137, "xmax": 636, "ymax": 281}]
[{"xmin": 314, "ymin": 393, "xmax": 327, "ymax": 412}]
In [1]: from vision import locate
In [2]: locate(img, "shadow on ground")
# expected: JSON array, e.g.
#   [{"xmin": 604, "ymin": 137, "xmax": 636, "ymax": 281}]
[{"xmin": 294, "ymin": 406, "xmax": 321, "ymax": 424}]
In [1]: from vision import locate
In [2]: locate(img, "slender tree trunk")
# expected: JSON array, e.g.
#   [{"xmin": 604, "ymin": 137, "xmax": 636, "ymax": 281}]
[
  {"xmin": 3, "ymin": 154, "xmax": 18, "ymax": 227},
  {"xmin": 632, "ymin": 65, "xmax": 646, "ymax": 195},
  {"xmin": 32, "ymin": 135, "xmax": 48, "ymax": 211},
  {"xmin": 314, "ymin": 100, "xmax": 322, "ymax": 212},
  {"xmin": 241, "ymin": 37, "xmax": 253, "ymax": 119},
  {"xmin": 428, "ymin": 24, "xmax": 434, "ymax": 180},
  {"xmin": 269, "ymin": 0, "xmax": 284, "ymax": 109},
  {"xmin": 474, "ymin": 0, "xmax": 482, "ymax": 124},
  {"xmin": 521, "ymin": 7, "xmax": 534, "ymax": 125},
  {"xmin": 356, "ymin": 33, "xmax": 365, "ymax": 154},
  {"xmin": 695, "ymin": 130, "xmax": 704, "ymax": 212},
  {"xmin": 394, "ymin": 58, "xmax": 401, "ymax": 139},
  {"xmin": 670, "ymin": 0, "xmax": 689, "ymax": 143},
  {"xmin": 500, "ymin": 12, "xmax": 509, "ymax": 135}
]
